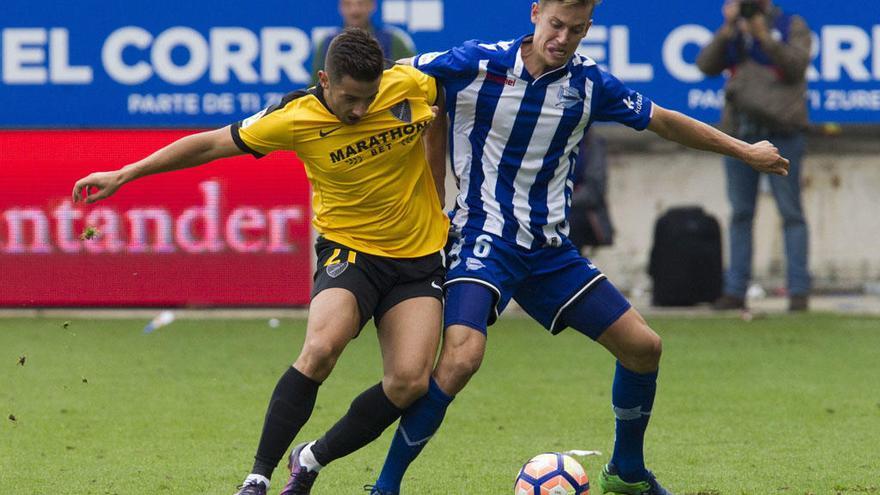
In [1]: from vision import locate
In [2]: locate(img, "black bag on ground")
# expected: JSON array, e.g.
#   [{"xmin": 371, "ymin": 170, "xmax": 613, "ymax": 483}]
[{"xmin": 648, "ymin": 206, "xmax": 722, "ymax": 306}]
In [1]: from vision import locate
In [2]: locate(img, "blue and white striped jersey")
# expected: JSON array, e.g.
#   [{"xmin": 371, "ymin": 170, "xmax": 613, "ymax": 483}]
[{"xmin": 414, "ymin": 35, "xmax": 654, "ymax": 250}]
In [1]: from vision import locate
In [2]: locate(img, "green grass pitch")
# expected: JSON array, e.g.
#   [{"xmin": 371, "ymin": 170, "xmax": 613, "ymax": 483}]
[{"xmin": 2, "ymin": 314, "xmax": 879, "ymax": 494}]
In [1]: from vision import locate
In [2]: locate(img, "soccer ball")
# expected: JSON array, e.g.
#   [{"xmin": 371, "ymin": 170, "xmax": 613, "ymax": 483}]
[{"xmin": 514, "ymin": 452, "xmax": 590, "ymax": 495}]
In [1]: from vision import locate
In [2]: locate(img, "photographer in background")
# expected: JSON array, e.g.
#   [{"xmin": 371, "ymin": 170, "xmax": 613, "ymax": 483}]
[{"xmin": 697, "ymin": 0, "xmax": 812, "ymax": 312}]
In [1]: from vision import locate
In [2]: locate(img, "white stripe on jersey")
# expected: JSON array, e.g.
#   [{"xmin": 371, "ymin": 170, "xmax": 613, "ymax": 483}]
[{"xmin": 450, "ymin": 59, "xmax": 489, "ymax": 232}]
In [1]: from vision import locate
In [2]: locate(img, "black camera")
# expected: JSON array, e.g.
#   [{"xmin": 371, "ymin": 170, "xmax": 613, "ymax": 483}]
[{"xmin": 739, "ymin": 0, "xmax": 761, "ymax": 18}]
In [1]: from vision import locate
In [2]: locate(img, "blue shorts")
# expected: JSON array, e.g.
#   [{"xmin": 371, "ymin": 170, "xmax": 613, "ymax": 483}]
[{"xmin": 444, "ymin": 228, "xmax": 631, "ymax": 337}]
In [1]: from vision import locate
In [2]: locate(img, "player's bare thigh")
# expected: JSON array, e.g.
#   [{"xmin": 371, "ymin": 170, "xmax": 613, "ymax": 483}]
[
  {"xmin": 293, "ymin": 288, "xmax": 362, "ymax": 382},
  {"xmin": 376, "ymin": 296, "xmax": 443, "ymax": 407}
]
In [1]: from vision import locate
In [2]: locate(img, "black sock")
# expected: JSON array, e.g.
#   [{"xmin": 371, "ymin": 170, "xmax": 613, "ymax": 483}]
[
  {"xmin": 251, "ymin": 366, "xmax": 321, "ymax": 478},
  {"xmin": 310, "ymin": 382, "xmax": 403, "ymax": 466}
]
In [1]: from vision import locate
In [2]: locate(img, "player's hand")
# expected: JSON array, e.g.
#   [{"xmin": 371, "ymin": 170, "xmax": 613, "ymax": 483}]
[
  {"xmin": 72, "ymin": 170, "xmax": 124, "ymax": 204},
  {"xmin": 743, "ymin": 140, "xmax": 790, "ymax": 176},
  {"xmin": 423, "ymin": 105, "xmax": 441, "ymax": 129}
]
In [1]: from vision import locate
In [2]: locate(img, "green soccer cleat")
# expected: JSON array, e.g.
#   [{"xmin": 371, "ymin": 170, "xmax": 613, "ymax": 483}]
[
  {"xmin": 599, "ymin": 464, "xmax": 673, "ymax": 495},
  {"xmin": 362, "ymin": 484, "xmax": 397, "ymax": 495}
]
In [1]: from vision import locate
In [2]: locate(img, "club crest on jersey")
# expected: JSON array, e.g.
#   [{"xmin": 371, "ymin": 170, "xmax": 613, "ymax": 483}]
[
  {"xmin": 326, "ymin": 261, "xmax": 349, "ymax": 278},
  {"xmin": 389, "ymin": 100, "xmax": 413, "ymax": 123},
  {"xmin": 556, "ymin": 86, "xmax": 583, "ymax": 109},
  {"xmin": 416, "ymin": 51, "xmax": 447, "ymax": 66}
]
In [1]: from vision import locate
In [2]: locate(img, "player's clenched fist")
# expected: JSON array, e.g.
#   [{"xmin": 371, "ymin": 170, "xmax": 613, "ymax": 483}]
[
  {"xmin": 72, "ymin": 170, "xmax": 124, "ymax": 204},
  {"xmin": 744, "ymin": 140, "xmax": 790, "ymax": 177}
]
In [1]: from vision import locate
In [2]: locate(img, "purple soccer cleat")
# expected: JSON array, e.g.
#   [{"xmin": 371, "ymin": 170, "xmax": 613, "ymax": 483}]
[
  {"xmin": 278, "ymin": 443, "xmax": 319, "ymax": 495},
  {"xmin": 233, "ymin": 480, "xmax": 267, "ymax": 495}
]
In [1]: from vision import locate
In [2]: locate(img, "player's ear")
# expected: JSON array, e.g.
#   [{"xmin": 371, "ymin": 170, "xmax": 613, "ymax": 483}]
[
  {"xmin": 318, "ymin": 71, "xmax": 330, "ymax": 90},
  {"xmin": 531, "ymin": 2, "xmax": 541, "ymax": 23},
  {"xmin": 582, "ymin": 19, "xmax": 594, "ymax": 38}
]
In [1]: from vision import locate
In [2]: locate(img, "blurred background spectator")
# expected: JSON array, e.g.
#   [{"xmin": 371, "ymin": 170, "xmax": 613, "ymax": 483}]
[
  {"xmin": 569, "ymin": 129, "xmax": 615, "ymax": 255},
  {"xmin": 697, "ymin": 0, "xmax": 812, "ymax": 311},
  {"xmin": 311, "ymin": 0, "xmax": 416, "ymax": 83}
]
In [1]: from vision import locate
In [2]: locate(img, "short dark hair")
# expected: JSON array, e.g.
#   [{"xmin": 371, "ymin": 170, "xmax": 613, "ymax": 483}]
[
  {"xmin": 325, "ymin": 28, "xmax": 385, "ymax": 83},
  {"xmin": 539, "ymin": 0, "xmax": 601, "ymax": 8}
]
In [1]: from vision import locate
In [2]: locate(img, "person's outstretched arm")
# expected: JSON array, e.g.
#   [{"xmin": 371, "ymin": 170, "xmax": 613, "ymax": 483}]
[
  {"xmin": 72, "ymin": 126, "xmax": 243, "ymax": 204},
  {"xmin": 647, "ymin": 104, "xmax": 790, "ymax": 176}
]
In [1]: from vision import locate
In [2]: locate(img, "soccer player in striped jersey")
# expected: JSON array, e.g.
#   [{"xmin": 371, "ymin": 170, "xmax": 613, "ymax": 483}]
[
  {"xmin": 72, "ymin": 29, "xmax": 451, "ymax": 495},
  {"xmin": 367, "ymin": 1, "xmax": 790, "ymax": 494}
]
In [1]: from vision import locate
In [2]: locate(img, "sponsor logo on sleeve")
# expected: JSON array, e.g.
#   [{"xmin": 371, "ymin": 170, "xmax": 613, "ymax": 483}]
[
  {"xmin": 241, "ymin": 108, "xmax": 267, "ymax": 129},
  {"xmin": 622, "ymin": 93, "xmax": 644, "ymax": 114}
]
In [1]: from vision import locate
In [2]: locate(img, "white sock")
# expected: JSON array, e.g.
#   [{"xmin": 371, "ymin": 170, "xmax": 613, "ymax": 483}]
[
  {"xmin": 299, "ymin": 441, "xmax": 324, "ymax": 472},
  {"xmin": 243, "ymin": 474, "xmax": 270, "ymax": 489}
]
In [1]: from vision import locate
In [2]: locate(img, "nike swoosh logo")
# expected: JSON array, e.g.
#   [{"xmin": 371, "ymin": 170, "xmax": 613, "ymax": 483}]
[
  {"xmin": 431, "ymin": 281, "xmax": 443, "ymax": 290},
  {"xmin": 319, "ymin": 126, "xmax": 343, "ymax": 138}
]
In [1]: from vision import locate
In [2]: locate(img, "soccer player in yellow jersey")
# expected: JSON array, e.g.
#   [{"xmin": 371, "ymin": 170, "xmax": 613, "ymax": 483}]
[{"xmin": 72, "ymin": 28, "xmax": 449, "ymax": 495}]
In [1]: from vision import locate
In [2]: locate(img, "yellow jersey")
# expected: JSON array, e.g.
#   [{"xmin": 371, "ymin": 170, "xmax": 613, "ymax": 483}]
[{"xmin": 231, "ymin": 64, "xmax": 449, "ymax": 258}]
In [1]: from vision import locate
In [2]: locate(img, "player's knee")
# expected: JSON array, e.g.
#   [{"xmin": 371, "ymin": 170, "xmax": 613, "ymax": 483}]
[
  {"xmin": 645, "ymin": 330, "xmax": 663, "ymax": 362},
  {"xmin": 450, "ymin": 350, "xmax": 483, "ymax": 381},
  {"xmin": 439, "ymin": 341, "xmax": 484, "ymax": 389},
  {"xmin": 625, "ymin": 329, "xmax": 662, "ymax": 373},
  {"xmin": 296, "ymin": 339, "xmax": 346, "ymax": 380},
  {"xmin": 383, "ymin": 372, "xmax": 430, "ymax": 407}
]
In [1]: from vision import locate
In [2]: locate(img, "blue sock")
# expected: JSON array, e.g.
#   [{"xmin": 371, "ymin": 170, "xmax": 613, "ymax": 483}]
[
  {"xmin": 610, "ymin": 361, "xmax": 657, "ymax": 483},
  {"xmin": 374, "ymin": 378, "xmax": 454, "ymax": 492}
]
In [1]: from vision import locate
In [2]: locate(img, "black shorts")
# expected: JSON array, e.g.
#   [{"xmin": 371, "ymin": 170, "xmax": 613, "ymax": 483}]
[{"xmin": 311, "ymin": 237, "xmax": 445, "ymax": 331}]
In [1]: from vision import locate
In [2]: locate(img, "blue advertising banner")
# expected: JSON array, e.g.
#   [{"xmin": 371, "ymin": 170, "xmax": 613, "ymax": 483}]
[{"xmin": 1, "ymin": 0, "xmax": 877, "ymax": 127}]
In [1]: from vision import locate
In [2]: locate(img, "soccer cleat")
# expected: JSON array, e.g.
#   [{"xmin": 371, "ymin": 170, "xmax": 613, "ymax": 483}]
[
  {"xmin": 363, "ymin": 484, "xmax": 398, "ymax": 495},
  {"xmin": 599, "ymin": 464, "xmax": 673, "ymax": 495},
  {"xmin": 278, "ymin": 443, "xmax": 319, "ymax": 495},
  {"xmin": 233, "ymin": 481, "xmax": 267, "ymax": 495}
]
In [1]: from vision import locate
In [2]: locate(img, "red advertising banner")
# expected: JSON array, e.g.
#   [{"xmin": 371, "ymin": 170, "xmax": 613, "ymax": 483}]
[{"xmin": 0, "ymin": 130, "xmax": 312, "ymax": 306}]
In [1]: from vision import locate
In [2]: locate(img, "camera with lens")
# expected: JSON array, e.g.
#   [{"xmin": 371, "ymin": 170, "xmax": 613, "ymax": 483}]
[{"xmin": 739, "ymin": 0, "xmax": 761, "ymax": 18}]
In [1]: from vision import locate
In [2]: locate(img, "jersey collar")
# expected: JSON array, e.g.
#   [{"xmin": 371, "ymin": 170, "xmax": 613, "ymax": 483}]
[
  {"xmin": 310, "ymin": 84, "xmax": 340, "ymax": 120},
  {"xmin": 511, "ymin": 34, "xmax": 575, "ymax": 86}
]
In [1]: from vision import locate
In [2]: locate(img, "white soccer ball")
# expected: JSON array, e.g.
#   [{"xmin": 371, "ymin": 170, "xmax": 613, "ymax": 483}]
[{"xmin": 514, "ymin": 452, "xmax": 590, "ymax": 495}]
